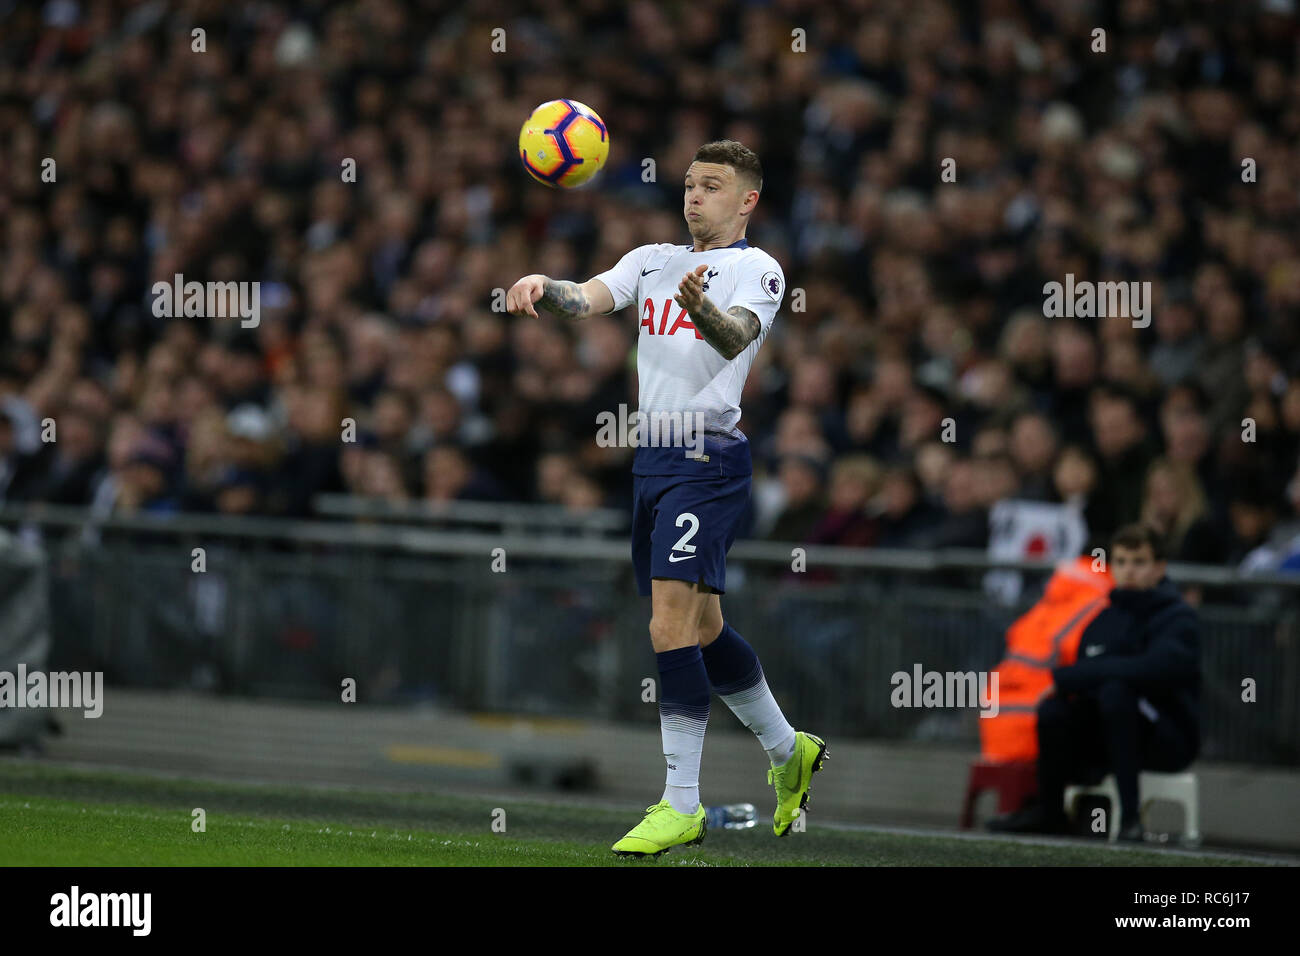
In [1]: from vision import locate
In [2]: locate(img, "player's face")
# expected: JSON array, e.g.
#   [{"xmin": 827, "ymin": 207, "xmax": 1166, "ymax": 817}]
[{"xmin": 684, "ymin": 162, "xmax": 740, "ymax": 233}]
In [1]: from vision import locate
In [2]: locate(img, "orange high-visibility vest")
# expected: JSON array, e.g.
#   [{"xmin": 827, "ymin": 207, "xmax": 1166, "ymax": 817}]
[{"xmin": 979, "ymin": 556, "xmax": 1114, "ymax": 762}]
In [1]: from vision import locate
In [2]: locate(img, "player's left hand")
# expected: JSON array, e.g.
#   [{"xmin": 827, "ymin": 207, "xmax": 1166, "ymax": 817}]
[{"xmin": 674, "ymin": 264, "xmax": 709, "ymax": 313}]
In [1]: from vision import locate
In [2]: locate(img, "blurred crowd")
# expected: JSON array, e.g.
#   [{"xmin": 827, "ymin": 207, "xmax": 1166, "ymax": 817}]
[{"xmin": 2, "ymin": 0, "xmax": 1300, "ymax": 572}]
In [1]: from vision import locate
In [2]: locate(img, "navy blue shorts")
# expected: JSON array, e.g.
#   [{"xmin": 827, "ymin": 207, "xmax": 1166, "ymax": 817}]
[{"xmin": 631, "ymin": 471, "xmax": 751, "ymax": 596}]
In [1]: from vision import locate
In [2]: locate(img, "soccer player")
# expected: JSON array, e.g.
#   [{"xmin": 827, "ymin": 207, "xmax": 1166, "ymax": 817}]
[{"xmin": 506, "ymin": 140, "xmax": 827, "ymax": 857}]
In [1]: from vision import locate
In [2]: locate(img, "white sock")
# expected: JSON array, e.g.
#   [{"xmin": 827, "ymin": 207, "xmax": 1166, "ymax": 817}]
[
  {"xmin": 656, "ymin": 647, "xmax": 709, "ymax": 815},
  {"xmin": 663, "ymin": 784, "xmax": 700, "ymax": 815},
  {"xmin": 769, "ymin": 734, "xmax": 797, "ymax": 767},
  {"xmin": 718, "ymin": 675, "xmax": 797, "ymax": 767},
  {"xmin": 660, "ymin": 716, "xmax": 706, "ymax": 813}
]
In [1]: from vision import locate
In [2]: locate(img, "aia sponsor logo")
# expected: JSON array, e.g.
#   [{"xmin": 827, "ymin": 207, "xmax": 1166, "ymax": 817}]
[{"xmin": 640, "ymin": 298, "xmax": 703, "ymax": 339}]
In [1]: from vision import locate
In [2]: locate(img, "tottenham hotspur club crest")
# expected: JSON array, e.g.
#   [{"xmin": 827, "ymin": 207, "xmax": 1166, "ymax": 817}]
[{"xmin": 700, "ymin": 268, "xmax": 720, "ymax": 292}]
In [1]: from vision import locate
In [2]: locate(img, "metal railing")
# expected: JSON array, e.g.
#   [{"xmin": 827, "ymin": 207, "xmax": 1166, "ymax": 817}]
[
  {"xmin": 1, "ymin": 502, "xmax": 1296, "ymax": 766},
  {"xmin": 312, "ymin": 493, "xmax": 629, "ymax": 537}
]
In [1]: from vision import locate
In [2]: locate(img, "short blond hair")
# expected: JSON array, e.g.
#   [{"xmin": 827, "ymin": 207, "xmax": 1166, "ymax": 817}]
[{"xmin": 692, "ymin": 140, "xmax": 763, "ymax": 194}]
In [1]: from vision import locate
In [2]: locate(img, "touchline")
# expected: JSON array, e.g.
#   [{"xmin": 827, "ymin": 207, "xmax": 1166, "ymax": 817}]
[{"xmin": 0, "ymin": 665, "xmax": 102, "ymax": 718}]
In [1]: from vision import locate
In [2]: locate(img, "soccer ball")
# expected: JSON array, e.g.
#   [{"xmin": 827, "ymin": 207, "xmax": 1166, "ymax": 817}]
[{"xmin": 518, "ymin": 99, "xmax": 609, "ymax": 188}]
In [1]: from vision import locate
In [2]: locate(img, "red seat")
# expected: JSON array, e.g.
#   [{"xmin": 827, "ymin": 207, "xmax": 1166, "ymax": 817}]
[{"xmin": 960, "ymin": 758, "xmax": 1038, "ymax": 828}]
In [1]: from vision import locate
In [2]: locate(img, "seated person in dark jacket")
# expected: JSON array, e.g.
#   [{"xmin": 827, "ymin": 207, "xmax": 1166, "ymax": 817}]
[{"xmin": 988, "ymin": 522, "xmax": 1200, "ymax": 841}]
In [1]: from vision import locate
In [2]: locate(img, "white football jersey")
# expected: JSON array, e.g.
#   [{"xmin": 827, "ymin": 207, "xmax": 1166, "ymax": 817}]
[{"xmin": 591, "ymin": 238, "xmax": 785, "ymax": 439}]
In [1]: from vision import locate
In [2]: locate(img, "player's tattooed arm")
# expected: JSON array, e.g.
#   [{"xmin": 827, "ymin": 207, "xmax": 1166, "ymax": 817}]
[
  {"xmin": 688, "ymin": 301, "xmax": 761, "ymax": 360},
  {"xmin": 675, "ymin": 265, "xmax": 760, "ymax": 359},
  {"xmin": 539, "ymin": 278, "xmax": 590, "ymax": 320}
]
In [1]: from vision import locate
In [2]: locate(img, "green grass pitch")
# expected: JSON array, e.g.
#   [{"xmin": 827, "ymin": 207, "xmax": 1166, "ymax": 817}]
[{"xmin": 0, "ymin": 762, "xmax": 1266, "ymax": 866}]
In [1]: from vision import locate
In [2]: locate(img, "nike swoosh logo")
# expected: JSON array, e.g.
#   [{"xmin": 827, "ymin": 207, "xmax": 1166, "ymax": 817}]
[
  {"xmin": 667, "ymin": 553, "xmax": 696, "ymax": 562},
  {"xmin": 641, "ymin": 268, "xmax": 662, "ymax": 276}
]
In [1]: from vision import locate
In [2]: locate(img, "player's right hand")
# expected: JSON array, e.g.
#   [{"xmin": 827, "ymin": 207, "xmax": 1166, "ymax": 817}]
[{"xmin": 506, "ymin": 274, "xmax": 547, "ymax": 317}]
